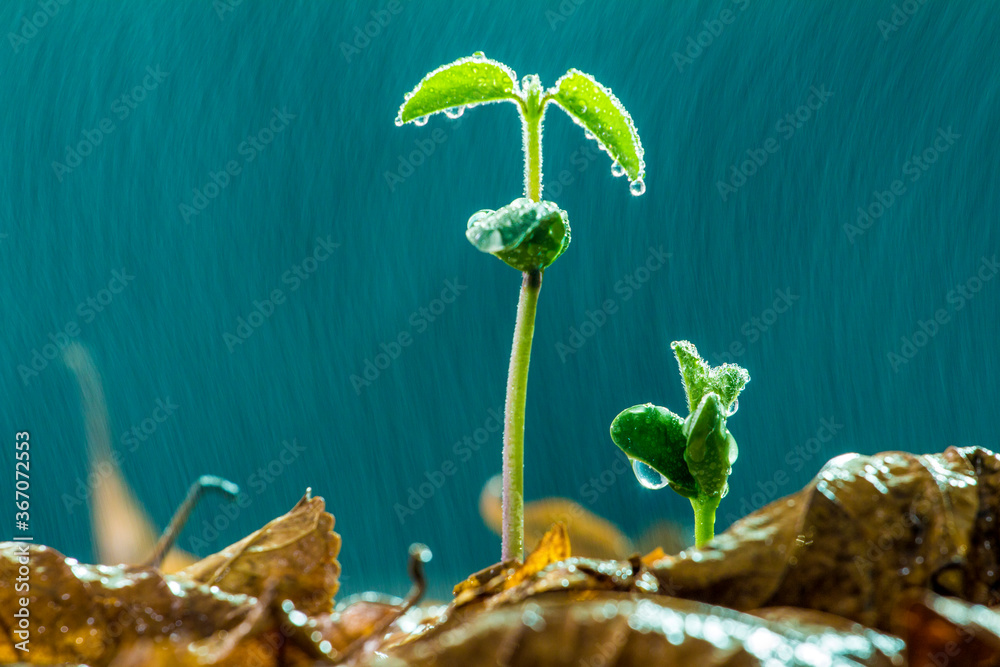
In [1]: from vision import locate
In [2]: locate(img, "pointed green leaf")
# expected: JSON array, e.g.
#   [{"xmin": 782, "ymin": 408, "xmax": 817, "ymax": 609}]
[
  {"xmin": 397, "ymin": 55, "xmax": 519, "ymax": 124},
  {"xmin": 546, "ymin": 69, "xmax": 645, "ymax": 183},
  {"xmin": 671, "ymin": 340, "xmax": 750, "ymax": 414},
  {"xmin": 610, "ymin": 403, "xmax": 697, "ymax": 498}
]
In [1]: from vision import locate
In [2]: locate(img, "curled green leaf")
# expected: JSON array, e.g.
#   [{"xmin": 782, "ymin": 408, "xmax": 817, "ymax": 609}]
[
  {"xmin": 610, "ymin": 404, "xmax": 696, "ymax": 498},
  {"xmin": 466, "ymin": 198, "xmax": 571, "ymax": 272},
  {"xmin": 396, "ymin": 54, "xmax": 518, "ymax": 125},
  {"xmin": 684, "ymin": 393, "xmax": 738, "ymax": 499},
  {"xmin": 547, "ymin": 69, "xmax": 645, "ymax": 187}
]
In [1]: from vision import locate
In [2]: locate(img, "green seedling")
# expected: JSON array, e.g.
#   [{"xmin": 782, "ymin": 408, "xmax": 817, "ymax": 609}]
[
  {"xmin": 396, "ymin": 53, "xmax": 645, "ymax": 561},
  {"xmin": 610, "ymin": 341, "xmax": 749, "ymax": 547}
]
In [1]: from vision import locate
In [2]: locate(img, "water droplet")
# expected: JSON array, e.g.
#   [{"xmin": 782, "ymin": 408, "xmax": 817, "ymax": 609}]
[
  {"xmin": 631, "ymin": 459, "xmax": 668, "ymax": 489},
  {"xmin": 728, "ymin": 399, "xmax": 738, "ymax": 416},
  {"xmin": 394, "ymin": 117, "xmax": 403, "ymax": 127},
  {"xmin": 611, "ymin": 161, "xmax": 626, "ymax": 178},
  {"xmin": 629, "ymin": 178, "xmax": 646, "ymax": 196},
  {"xmin": 445, "ymin": 106, "xmax": 465, "ymax": 119},
  {"xmin": 413, "ymin": 116, "xmax": 429, "ymax": 127},
  {"xmin": 584, "ymin": 130, "xmax": 596, "ymax": 140},
  {"xmin": 471, "ymin": 51, "xmax": 485, "ymax": 61}
]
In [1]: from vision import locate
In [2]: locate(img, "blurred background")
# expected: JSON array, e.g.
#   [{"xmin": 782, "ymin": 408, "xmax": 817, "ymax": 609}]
[{"xmin": 1, "ymin": 0, "xmax": 997, "ymax": 597}]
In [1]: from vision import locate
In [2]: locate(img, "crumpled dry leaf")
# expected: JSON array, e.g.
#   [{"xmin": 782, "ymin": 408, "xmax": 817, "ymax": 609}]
[
  {"xmin": 0, "ymin": 542, "xmax": 263, "ymax": 666},
  {"xmin": 0, "ymin": 492, "xmax": 342, "ymax": 666},
  {"xmin": 891, "ymin": 591, "xmax": 1000, "ymax": 666},
  {"xmin": 380, "ymin": 593, "xmax": 906, "ymax": 666},
  {"xmin": 640, "ymin": 446, "xmax": 999, "ymax": 632},
  {"xmin": 177, "ymin": 492, "xmax": 341, "ymax": 615},
  {"xmin": 454, "ymin": 524, "xmax": 570, "ymax": 607}
]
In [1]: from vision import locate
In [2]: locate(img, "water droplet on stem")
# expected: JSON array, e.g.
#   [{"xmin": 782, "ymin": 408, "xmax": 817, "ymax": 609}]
[{"xmin": 629, "ymin": 178, "xmax": 646, "ymax": 196}]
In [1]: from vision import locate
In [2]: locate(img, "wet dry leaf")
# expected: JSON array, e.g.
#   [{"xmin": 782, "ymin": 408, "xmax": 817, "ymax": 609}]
[
  {"xmin": 0, "ymin": 494, "xmax": 342, "ymax": 666},
  {"xmin": 506, "ymin": 524, "xmax": 570, "ymax": 590},
  {"xmin": 641, "ymin": 446, "xmax": 999, "ymax": 632},
  {"xmin": 892, "ymin": 591, "xmax": 1000, "ymax": 666},
  {"xmin": 177, "ymin": 492, "xmax": 341, "ymax": 615},
  {"xmin": 381, "ymin": 593, "xmax": 905, "ymax": 666},
  {"xmin": 454, "ymin": 525, "xmax": 571, "ymax": 607},
  {"xmin": 0, "ymin": 542, "xmax": 263, "ymax": 666}
]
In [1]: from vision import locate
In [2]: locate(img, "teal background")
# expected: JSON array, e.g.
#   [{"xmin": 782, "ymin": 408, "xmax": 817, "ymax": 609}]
[{"xmin": 1, "ymin": 0, "xmax": 997, "ymax": 596}]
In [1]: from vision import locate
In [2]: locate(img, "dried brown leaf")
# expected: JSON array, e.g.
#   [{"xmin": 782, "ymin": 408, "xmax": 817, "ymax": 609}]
[
  {"xmin": 177, "ymin": 492, "xmax": 341, "ymax": 615},
  {"xmin": 641, "ymin": 446, "xmax": 999, "ymax": 632}
]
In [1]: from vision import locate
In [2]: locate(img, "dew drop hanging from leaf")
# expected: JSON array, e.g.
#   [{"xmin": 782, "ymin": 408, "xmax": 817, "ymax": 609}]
[{"xmin": 632, "ymin": 459, "xmax": 669, "ymax": 489}]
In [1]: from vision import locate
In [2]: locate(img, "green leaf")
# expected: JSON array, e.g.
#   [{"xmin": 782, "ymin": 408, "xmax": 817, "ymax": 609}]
[
  {"xmin": 610, "ymin": 403, "xmax": 697, "ymax": 498},
  {"xmin": 684, "ymin": 393, "xmax": 737, "ymax": 499},
  {"xmin": 671, "ymin": 340, "xmax": 750, "ymax": 414},
  {"xmin": 396, "ymin": 54, "xmax": 519, "ymax": 125},
  {"xmin": 546, "ymin": 69, "xmax": 645, "ymax": 184},
  {"xmin": 466, "ymin": 198, "xmax": 571, "ymax": 272}
]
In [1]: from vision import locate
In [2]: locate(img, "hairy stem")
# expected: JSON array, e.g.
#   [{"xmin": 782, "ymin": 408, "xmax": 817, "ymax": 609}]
[
  {"xmin": 502, "ymin": 269, "xmax": 541, "ymax": 561},
  {"xmin": 521, "ymin": 102, "xmax": 542, "ymax": 202},
  {"xmin": 691, "ymin": 495, "xmax": 721, "ymax": 548}
]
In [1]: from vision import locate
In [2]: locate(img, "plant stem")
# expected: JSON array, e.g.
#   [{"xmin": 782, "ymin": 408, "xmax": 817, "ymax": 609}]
[
  {"xmin": 691, "ymin": 495, "xmax": 721, "ymax": 547},
  {"xmin": 501, "ymin": 269, "xmax": 541, "ymax": 561},
  {"xmin": 521, "ymin": 103, "xmax": 542, "ymax": 202}
]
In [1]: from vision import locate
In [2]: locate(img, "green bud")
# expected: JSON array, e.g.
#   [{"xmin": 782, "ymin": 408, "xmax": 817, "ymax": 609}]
[
  {"xmin": 466, "ymin": 198, "xmax": 571, "ymax": 272},
  {"xmin": 683, "ymin": 392, "xmax": 738, "ymax": 499}
]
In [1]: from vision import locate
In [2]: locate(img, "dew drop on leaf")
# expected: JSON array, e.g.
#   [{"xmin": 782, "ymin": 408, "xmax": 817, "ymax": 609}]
[
  {"xmin": 728, "ymin": 399, "xmax": 738, "ymax": 416},
  {"xmin": 394, "ymin": 117, "xmax": 404, "ymax": 127},
  {"xmin": 584, "ymin": 130, "xmax": 596, "ymax": 141},
  {"xmin": 631, "ymin": 459, "xmax": 668, "ymax": 489},
  {"xmin": 445, "ymin": 106, "xmax": 465, "ymax": 119},
  {"xmin": 611, "ymin": 161, "xmax": 626, "ymax": 178},
  {"xmin": 472, "ymin": 51, "xmax": 485, "ymax": 61},
  {"xmin": 629, "ymin": 178, "xmax": 646, "ymax": 196},
  {"xmin": 413, "ymin": 116, "xmax": 429, "ymax": 126}
]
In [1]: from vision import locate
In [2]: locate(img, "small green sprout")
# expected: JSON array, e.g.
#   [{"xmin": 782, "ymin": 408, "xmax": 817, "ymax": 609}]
[
  {"xmin": 396, "ymin": 53, "xmax": 645, "ymax": 561},
  {"xmin": 610, "ymin": 341, "xmax": 749, "ymax": 547}
]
